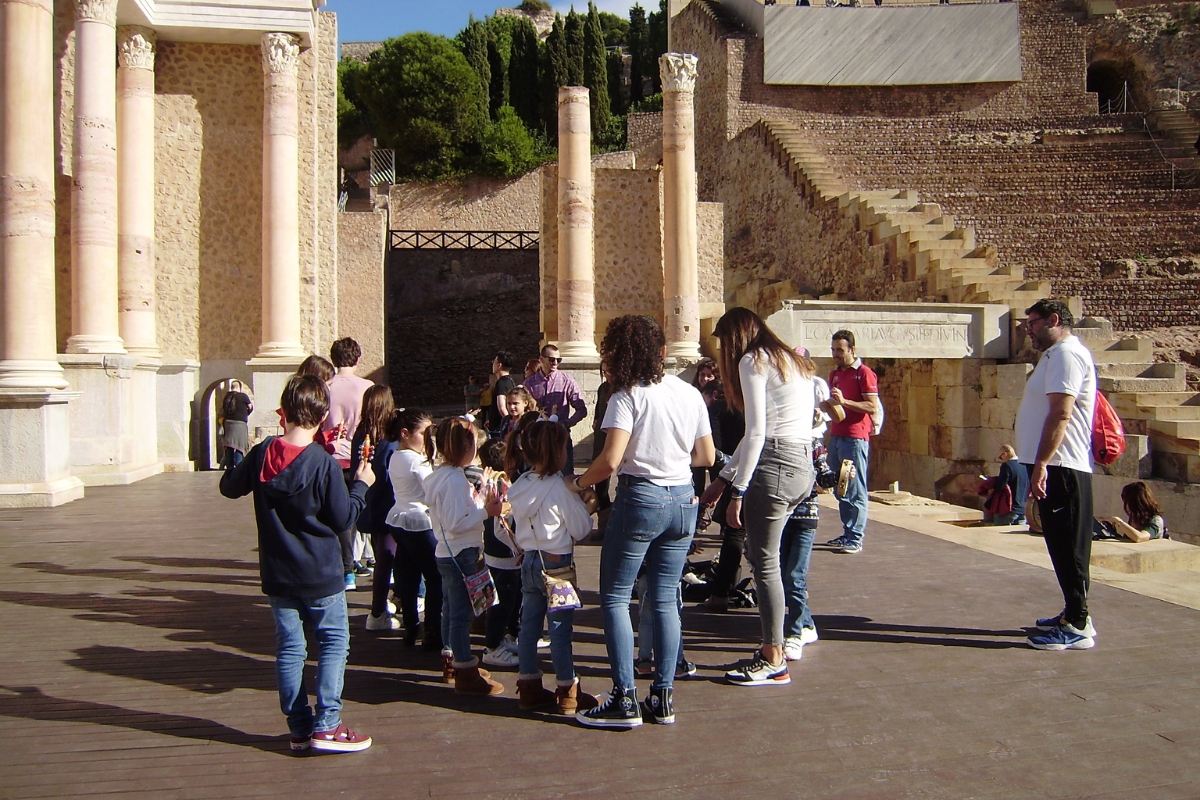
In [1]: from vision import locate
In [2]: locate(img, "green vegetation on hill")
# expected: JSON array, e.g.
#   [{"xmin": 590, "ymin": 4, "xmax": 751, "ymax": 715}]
[{"xmin": 338, "ymin": 1, "xmax": 670, "ymax": 181}]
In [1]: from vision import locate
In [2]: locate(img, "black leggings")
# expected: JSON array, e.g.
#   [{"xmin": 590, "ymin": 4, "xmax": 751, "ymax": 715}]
[{"xmin": 390, "ymin": 526, "xmax": 442, "ymax": 644}]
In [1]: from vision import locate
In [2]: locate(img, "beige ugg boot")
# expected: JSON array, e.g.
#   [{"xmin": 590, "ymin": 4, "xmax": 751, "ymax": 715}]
[
  {"xmin": 454, "ymin": 658, "xmax": 505, "ymax": 696},
  {"xmin": 555, "ymin": 677, "xmax": 598, "ymax": 714},
  {"xmin": 516, "ymin": 674, "xmax": 557, "ymax": 710}
]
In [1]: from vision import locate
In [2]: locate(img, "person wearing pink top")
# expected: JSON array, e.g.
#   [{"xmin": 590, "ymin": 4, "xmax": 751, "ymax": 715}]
[
  {"xmin": 524, "ymin": 344, "xmax": 588, "ymax": 475},
  {"xmin": 321, "ymin": 338, "xmax": 376, "ymax": 590},
  {"xmin": 322, "ymin": 338, "xmax": 375, "ymax": 468}
]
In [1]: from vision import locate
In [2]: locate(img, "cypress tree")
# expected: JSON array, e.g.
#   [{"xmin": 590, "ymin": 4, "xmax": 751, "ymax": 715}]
[
  {"xmin": 584, "ymin": 2, "xmax": 610, "ymax": 137},
  {"xmin": 487, "ymin": 35, "xmax": 507, "ymax": 120},
  {"xmin": 565, "ymin": 9, "xmax": 585, "ymax": 86},
  {"xmin": 647, "ymin": 0, "xmax": 667, "ymax": 94},
  {"xmin": 460, "ymin": 17, "xmax": 491, "ymax": 123},
  {"xmin": 627, "ymin": 4, "xmax": 647, "ymax": 104},
  {"xmin": 508, "ymin": 18, "xmax": 541, "ymax": 131},
  {"xmin": 607, "ymin": 50, "xmax": 628, "ymax": 115},
  {"xmin": 541, "ymin": 15, "xmax": 569, "ymax": 141}
]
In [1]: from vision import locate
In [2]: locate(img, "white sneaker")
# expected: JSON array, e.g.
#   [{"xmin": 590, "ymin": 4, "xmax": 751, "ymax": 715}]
[
  {"xmin": 365, "ymin": 612, "xmax": 401, "ymax": 631},
  {"xmin": 537, "ymin": 637, "xmax": 551, "ymax": 650},
  {"xmin": 800, "ymin": 626, "xmax": 819, "ymax": 645},
  {"xmin": 386, "ymin": 599, "xmax": 397, "ymax": 616},
  {"xmin": 500, "ymin": 634, "xmax": 519, "ymax": 654},
  {"xmin": 481, "ymin": 646, "xmax": 520, "ymax": 668},
  {"xmin": 783, "ymin": 637, "xmax": 805, "ymax": 662}
]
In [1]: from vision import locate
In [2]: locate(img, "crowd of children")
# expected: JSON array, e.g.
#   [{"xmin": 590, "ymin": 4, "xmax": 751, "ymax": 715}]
[{"xmin": 220, "ymin": 333, "xmax": 840, "ymax": 752}]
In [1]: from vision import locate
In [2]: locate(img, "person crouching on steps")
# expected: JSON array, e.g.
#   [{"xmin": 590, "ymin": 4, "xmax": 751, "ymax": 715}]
[
  {"xmin": 219, "ymin": 374, "xmax": 375, "ymax": 754},
  {"xmin": 423, "ymin": 417, "xmax": 506, "ymax": 695},
  {"xmin": 506, "ymin": 420, "xmax": 599, "ymax": 715}
]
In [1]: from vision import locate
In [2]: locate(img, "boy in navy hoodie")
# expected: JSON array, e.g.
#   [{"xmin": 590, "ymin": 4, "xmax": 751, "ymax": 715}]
[{"xmin": 220, "ymin": 374, "xmax": 375, "ymax": 754}]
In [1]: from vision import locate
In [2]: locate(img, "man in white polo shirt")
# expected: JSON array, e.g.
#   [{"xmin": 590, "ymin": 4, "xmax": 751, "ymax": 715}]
[{"xmin": 1015, "ymin": 299, "xmax": 1098, "ymax": 651}]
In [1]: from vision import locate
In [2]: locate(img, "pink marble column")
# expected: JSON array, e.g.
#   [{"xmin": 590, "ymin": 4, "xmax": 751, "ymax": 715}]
[
  {"xmin": 255, "ymin": 32, "xmax": 305, "ymax": 360},
  {"xmin": 556, "ymin": 86, "xmax": 599, "ymax": 361},
  {"xmin": 116, "ymin": 26, "xmax": 159, "ymax": 358},
  {"xmin": 66, "ymin": 0, "xmax": 124, "ymax": 355},
  {"xmin": 0, "ymin": 0, "xmax": 66, "ymax": 388},
  {"xmin": 660, "ymin": 53, "xmax": 701, "ymax": 361}
]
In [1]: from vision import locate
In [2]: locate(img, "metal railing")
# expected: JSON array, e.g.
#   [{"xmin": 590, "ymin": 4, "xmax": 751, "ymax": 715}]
[{"xmin": 389, "ymin": 230, "xmax": 540, "ymax": 250}]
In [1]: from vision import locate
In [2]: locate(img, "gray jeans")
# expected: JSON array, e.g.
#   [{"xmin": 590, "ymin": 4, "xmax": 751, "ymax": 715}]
[{"xmin": 742, "ymin": 439, "xmax": 814, "ymax": 648}]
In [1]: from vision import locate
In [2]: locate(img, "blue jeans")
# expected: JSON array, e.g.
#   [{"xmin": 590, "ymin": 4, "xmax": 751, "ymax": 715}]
[
  {"xmin": 518, "ymin": 551, "xmax": 577, "ymax": 682},
  {"xmin": 599, "ymin": 476, "xmax": 697, "ymax": 692},
  {"xmin": 436, "ymin": 546, "xmax": 483, "ymax": 664},
  {"xmin": 636, "ymin": 574, "xmax": 687, "ymax": 668},
  {"xmin": 829, "ymin": 435, "xmax": 870, "ymax": 545},
  {"xmin": 268, "ymin": 592, "xmax": 349, "ymax": 738},
  {"xmin": 780, "ymin": 519, "xmax": 816, "ymax": 637}
]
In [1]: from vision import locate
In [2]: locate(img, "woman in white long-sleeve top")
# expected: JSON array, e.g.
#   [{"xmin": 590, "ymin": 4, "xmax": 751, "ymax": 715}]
[{"xmin": 700, "ymin": 307, "xmax": 816, "ymax": 686}]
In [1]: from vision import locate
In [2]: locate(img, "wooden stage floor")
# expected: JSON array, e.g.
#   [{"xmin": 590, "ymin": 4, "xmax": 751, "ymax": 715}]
[{"xmin": 1, "ymin": 472, "xmax": 1198, "ymax": 798}]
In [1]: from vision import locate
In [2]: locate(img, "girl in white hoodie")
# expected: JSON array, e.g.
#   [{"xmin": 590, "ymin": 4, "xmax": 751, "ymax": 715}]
[
  {"xmin": 423, "ymin": 417, "xmax": 504, "ymax": 696},
  {"xmin": 505, "ymin": 420, "xmax": 599, "ymax": 715}
]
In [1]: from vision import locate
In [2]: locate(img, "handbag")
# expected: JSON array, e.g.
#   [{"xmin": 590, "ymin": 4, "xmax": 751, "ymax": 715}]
[
  {"xmin": 540, "ymin": 555, "xmax": 582, "ymax": 613},
  {"xmin": 438, "ymin": 524, "xmax": 497, "ymax": 617}
]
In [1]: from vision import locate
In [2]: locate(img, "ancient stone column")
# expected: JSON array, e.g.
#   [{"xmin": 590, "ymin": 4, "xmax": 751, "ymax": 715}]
[
  {"xmin": 66, "ymin": 0, "xmax": 124, "ymax": 354},
  {"xmin": 255, "ymin": 32, "xmax": 305, "ymax": 360},
  {"xmin": 556, "ymin": 86, "xmax": 599, "ymax": 361},
  {"xmin": 116, "ymin": 26, "xmax": 159, "ymax": 358},
  {"xmin": 0, "ymin": 0, "xmax": 67, "ymax": 388},
  {"xmin": 660, "ymin": 53, "xmax": 701, "ymax": 361}
]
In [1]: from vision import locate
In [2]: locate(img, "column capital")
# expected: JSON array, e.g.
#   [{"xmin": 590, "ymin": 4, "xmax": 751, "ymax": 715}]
[
  {"xmin": 261, "ymin": 32, "xmax": 301, "ymax": 77},
  {"xmin": 557, "ymin": 86, "xmax": 590, "ymax": 108},
  {"xmin": 659, "ymin": 52, "xmax": 698, "ymax": 93},
  {"xmin": 3, "ymin": 0, "xmax": 53, "ymax": 13},
  {"xmin": 75, "ymin": 0, "xmax": 117, "ymax": 24},
  {"xmin": 117, "ymin": 26, "xmax": 156, "ymax": 70}
]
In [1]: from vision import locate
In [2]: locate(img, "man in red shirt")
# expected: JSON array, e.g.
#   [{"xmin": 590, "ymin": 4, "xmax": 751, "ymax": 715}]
[{"xmin": 823, "ymin": 330, "xmax": 878, "ymax": 554}]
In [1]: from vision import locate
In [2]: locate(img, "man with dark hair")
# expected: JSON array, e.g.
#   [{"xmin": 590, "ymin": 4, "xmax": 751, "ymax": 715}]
[
  {"xmin": 488, "ymin": 351, "xmax": 517, "ymax": 432},
  {"xmin": 525, "ymin": 344, "xmax": 588, "ymax": 475},
  {"xmin": 823, "ymin": 329, "xmax": 877, "ymax": 554},
  {"xmin": 1016, "ymin": 299, "xmax": 1099, "ymax": 650}
]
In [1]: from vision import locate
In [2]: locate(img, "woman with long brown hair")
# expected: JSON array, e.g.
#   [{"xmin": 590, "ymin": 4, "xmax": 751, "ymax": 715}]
[
  {"xmin": 1101, "ymin": 482, "xmax": 1168, "ymax": 542},
  {"xmin": 699, "ymin": 307, "xmax": 816, "ymax": 687}
]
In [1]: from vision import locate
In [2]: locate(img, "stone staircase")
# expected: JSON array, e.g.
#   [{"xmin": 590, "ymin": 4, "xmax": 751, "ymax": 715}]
[
  {"xmin": 759, "ymin": 119, "xmax": 1051, "ymax": 312},
  {"xmin": 757, "ymin": 117, "xmax": 1200, "ymax": 484},
  {"xmin": 1147, "ymin": 110, "xmax": 1200, "ymax": 172},
  {"xmin": 1075, "ymin": 319, "xmax": 1200, "ymax": 483}
]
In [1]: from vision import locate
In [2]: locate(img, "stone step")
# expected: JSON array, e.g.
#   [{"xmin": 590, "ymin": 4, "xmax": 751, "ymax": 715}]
[
  {"xmin": 1100, "ymin": 365, "xmax": 1188, "ymax": 394},
  {"xmin": 1148, "ymin": 419, "xmax": 1200, "ymax": 441},
  {"xmin": 1089, "ymin": 538, "xmax": 1200, "ymax": 574},
  {"xmin": 1152, "ymin": 451, "xmax": 1200, "ymax": 483},
  {"xmin": 1099, "ymin": 362, "xmax": 1186, "ymax": 381},
  {"xmin": 1086, "ymin": 337, "xmax": 1154, "ymax": 364},
  {"xmin": 1111, "ymin": 403, "xmax": 1200, "ymax": 422},
  {"xmin": 1110, "ymin": 391, "xmax": 1200, "ymax": 408}
]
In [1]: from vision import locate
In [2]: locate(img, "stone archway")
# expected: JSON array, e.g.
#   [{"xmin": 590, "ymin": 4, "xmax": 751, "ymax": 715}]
[{"xmin": 1087, "ymin": 59, "xmax": 1136, "ymax": 113}]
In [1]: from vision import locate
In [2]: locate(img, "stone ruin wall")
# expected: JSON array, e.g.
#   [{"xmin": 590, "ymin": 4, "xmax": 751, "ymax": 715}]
[
  {"xmin": 51, "ymin": 12, "xmax": 340, "ymax": 366},
  {"xmin": 337, "ymin": 211, "xmax": 388, "ymax": 382},
  {"xmin": 389, "ymin": 171, "xmax": 543, "ymax": 232},
  {"xmin": 674, "ymin": 0, "xmax": 1200, "ymax": 323}
]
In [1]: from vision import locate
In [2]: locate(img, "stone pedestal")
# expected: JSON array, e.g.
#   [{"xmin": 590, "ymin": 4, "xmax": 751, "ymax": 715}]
[
  {"xmin": 660, "ymin": 53, "xmax": 701, "ymax": 361},
  {"xmin": 0, "ymin": 390, "xmax": 84, "ymax": 507},
  {"xmin": 555, "ymin": 87, "xmax": 600, "ymax": 360},
  {"xmin": 247, "ymin": 356, "xmax": 305, "ymax": 441},
  {"xmin": 59, "ymin": 354, "xmax": 162, "ymax": 485},
  {"xmin": 157, "ymin": 360, "xmax": 199, "ymax": 471}
]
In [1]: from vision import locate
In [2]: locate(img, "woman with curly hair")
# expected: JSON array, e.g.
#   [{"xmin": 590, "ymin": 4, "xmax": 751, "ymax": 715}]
[
  {"xmin": 699, "ymin": 307, "xmax": 815, "ymax": 687},
  {"xmin": 571, "ymin": 315, "xmax": 715, "ymax": 728}
]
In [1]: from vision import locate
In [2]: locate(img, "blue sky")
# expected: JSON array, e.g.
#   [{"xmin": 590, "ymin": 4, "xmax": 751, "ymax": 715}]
[{"xmin": 326, "ymin": 1, "xmax": 644, "ymax": 43}]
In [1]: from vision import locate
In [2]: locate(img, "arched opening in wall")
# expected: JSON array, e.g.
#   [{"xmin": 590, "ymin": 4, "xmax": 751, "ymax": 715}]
[
  {"xmin": 1088, "ymin": 61, "xmax": 1135, "ymax": 114},
  {"xmin": 199, "ymin": 378, "xmax": 251, "ymax": 471}
]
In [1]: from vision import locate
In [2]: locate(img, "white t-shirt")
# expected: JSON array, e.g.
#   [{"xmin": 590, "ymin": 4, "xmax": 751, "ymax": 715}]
[
  {"xmin": 1015, "ymin": 333, "xmax": 1096, "ymax": 474},
  {"xmin": 602, "ymin": 374, "xmax": 711, "ymax": 487},
  {"xmin": 720, "ymin": 352, "xmax": 815, "ymax": 491}
]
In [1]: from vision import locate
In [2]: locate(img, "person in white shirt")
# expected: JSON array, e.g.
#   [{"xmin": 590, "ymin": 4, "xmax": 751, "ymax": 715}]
[
  {"xmin": 572, "ymin": 315, "xmax": 715, "ymax": 728},
  {"xmin": 699, "ymin": 308, "xmax": 816, "ymax": 687},
  {"xmin": 1015, "ymin": 299, "xmax": 1099, "ymax": 651}
]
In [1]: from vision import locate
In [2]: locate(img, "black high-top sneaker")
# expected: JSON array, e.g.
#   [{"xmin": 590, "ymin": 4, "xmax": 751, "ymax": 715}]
[
  {"xmin": 641, "ymin": 685, "xmax": 675, "ymax": 724},
  {"xmin": 575, "ymin": 684, "xmax": 642, "ymax": 728}
]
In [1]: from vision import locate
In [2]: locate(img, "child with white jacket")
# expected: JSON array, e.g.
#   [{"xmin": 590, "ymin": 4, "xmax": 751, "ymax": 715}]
[
  {"xmin": 422, "ymin": 417, "xmax": 505, "ymax": 697},
  {"xmin": 505, "ymin": 420, "xmax": 599, "ymax": 714}
]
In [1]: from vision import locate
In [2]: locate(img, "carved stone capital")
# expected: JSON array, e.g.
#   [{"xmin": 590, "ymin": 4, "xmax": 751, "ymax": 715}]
[
  {"xmin": 659, "ymin": 52, "xmax": 698, "ymax": 93},
  {"xmin": 75, "ymin": 0, "xmax": 117, "ymax": 24},
  {"xmin": 261, "ymin": 32, "xmax": 301, "ymax": 77},
  {"xmin": 117, "ymin": 26, "xmax": 156, "ymax": 70}
]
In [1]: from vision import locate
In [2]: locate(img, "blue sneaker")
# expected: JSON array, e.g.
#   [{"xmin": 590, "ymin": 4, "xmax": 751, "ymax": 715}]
[
  {"xmin": 344, "ymin": 572, "xmax": 356, "ymax": 591},
  {"xmin": 1035, "ymin": 613, "xmax": 1096, "ymax": 638},
  {"xmin": 1027, "ymin": 623, "xmax": 1095, "ymax": 651},
  {"xmin": 838, "ymin": 540, "xmax": 863, "ymax": 554}
]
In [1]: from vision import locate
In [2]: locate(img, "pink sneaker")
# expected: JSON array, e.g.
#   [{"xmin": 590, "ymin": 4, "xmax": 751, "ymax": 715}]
[{"xmin": 310, "ymin": 723, "xmax": 372, "ymax": 753}]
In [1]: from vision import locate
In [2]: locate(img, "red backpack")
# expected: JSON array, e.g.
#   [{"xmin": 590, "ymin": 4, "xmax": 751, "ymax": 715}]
[{"xmin": 1092, "ymin": 390, "xmax": 1126, "ymax": 466}]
